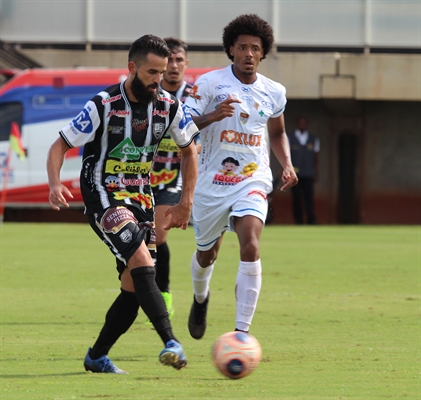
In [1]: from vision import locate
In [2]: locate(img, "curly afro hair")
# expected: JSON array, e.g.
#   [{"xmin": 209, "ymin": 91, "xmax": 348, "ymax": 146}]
[{"xmin": 222, "ymin": 14, "xmax": 274, "ymax": 62}]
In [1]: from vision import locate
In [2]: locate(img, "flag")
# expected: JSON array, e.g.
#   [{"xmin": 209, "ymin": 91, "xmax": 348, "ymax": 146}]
[{"xmin": 9, "ymin": 122, "xmax": 26, "ymax": 161}]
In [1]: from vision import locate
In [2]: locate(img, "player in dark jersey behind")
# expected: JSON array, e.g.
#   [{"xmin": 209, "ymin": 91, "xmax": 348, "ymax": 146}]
[
  {"xmin": 149, "ymin": 37, "xmax": 201, "ymax": 322},
  {"xmin": 47, "ymin": 35, "xmax": 199, "ymax": 373}
]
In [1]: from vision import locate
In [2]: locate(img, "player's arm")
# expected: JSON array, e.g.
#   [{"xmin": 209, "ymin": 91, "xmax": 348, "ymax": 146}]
[
  {"xmin": 191, "ymin": 95, "xmax": 241, "ymax": 130},
  {"xmin": 164, "ymin": 140, "xmax": 198, "ymax": 230},
  {"xmin": 46, "ymin": 136, "xmax": 74, "ymax": 210},
  {"xmin": 267, "ymin": 114, "xmax": 298, "ymax": 191}
]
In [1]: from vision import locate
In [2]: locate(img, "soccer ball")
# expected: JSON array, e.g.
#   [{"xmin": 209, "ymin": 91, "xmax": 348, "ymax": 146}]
[{"xmin": 212, "ymin": 331, "xmax": 262, "ymax": 379}]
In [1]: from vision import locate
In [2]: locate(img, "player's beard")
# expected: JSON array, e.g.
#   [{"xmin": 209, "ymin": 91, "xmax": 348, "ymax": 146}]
[{"xmin": 131, "ymin": 73, "xmax": 158, "ymax": 104}]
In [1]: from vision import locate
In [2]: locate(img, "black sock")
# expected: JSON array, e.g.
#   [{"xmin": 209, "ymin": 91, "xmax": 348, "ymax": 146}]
[
  {"xmin": 155, "ymin": 242, "xmax": 170, "ymax": 292},
  {"xmin": 90, "ymin": 289, "xmax": 139, "ymax": 359},
  {"xmin": 130, "ymin": 266, "xmax": 176, "ymax": 345}
]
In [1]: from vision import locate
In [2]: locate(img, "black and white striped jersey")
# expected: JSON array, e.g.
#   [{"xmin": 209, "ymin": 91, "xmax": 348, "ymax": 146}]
[
  {"xmin": 60, "ymin": 81, "xmax": 199, "ymax": 214},
  {"xmin": 151, "ymin": 81, "xmax": 192, "ymax": 192}
]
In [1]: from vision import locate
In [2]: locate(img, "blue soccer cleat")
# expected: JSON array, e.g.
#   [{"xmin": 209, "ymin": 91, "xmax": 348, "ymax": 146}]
[
  {"xmin": 84, "ymin": 347, "xmax": 128, "ymax": 374},
  {"xmin": 159, "ymin": 340, "xmax": 187, "ymax": 370}
]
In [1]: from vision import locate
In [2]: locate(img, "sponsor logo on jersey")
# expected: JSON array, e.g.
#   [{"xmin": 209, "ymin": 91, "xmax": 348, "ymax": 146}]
[
  {"xmin": 189, "ymin": 85, "xmax": 202, "ymax": 101},
  {"xmin": 102, "ymin": 94, "xmax": 122, "ymax": 105},
  {"xmin": 131, "ymin": 118, "xmax": 148, "ymax": 132},
  {"xmin": 240, "ymin": 95, "xmax": 253, "ymax": 109},
  {"xmin": 121, "ymin": 177, "xmax": 149, "ymax": 186},
  {"xmin": 214, "ymin": 94, "xmax": 228, "ymax": 102},
  {"xmin": 212, "ymin": 159, "xmax": 257, "ymax": 186},
  {"xmin": 152, "ymin": 109, "xmax": 169, "ymax": 117},
  {"xmin": 220, "ymin": 130, "xmax": 262, "ymax": 147},
  {"xmin": 241, "ymin": 86, "xmax": 251, "ymax": 92},
  {"xmin": 113, "ymin": 191, "xmax": 153, "ymax": 209},
  {"xmin": 150, "ymin": 169, "xmax": 178, "ymax": 187},
  {"xmin": 179, "ymin": 104, "xmax": 194, "ymax": 129},
  {"xmin": 71, "ymin": 108, "xmax": 93, "ymax": 134},
  {"xmin": 154, "ymin": 155, "xmax": 180, "ymax": 163},
  {"xmin": 215, "ymin": 84, "xmax": 231, "ymax": 90},
  {"xmin": 108, "ymin": 138, "xmax": 156, "ymax": 160},
  {"xmin": 239, "ymin": 112, "xmax": 249, "ymax": 124},
  {"xmin": 101, "ymin": 206, "xmax": 137, "ymax": 234},
  {"xmin": 261, "ymin": 101, "xmax": 274, "ymax": 110},
  {"xmin": 105, "ymin": 159, "xmax": 152, "ymax": 175},
  {"xmin": 108, "ymin": 109, "xmax": 130, "ymax": 118},
  {"xmin": 105, "ymin": 175, "xmax": 121, "ymax": 191},
  {"xmin": 157, "ymin": 95, "xmax": 175, "ymax": 104},
  {"xmin": 157, "ymin": 138, "xmax": 179, "ymax": 152},
  {"xmin": 212, "ymin": 173, "xmax": 252, "ymax": 186},
  {"xmin": 107, "ymin": 125, "xmax": 124, "ymax": 134},
  {"xmin": 104, "ymin": 175, "xmax": 149, "ymax": 191}
]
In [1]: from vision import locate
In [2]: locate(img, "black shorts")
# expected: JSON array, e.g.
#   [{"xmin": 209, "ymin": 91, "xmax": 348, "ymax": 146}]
[
  {"xmin": 88, "ymin": 206, "xmax": 156, "ymax": 277},
  {"xmin": 153, "ymin": 187, "xmax": 182, "ymax": 206}
]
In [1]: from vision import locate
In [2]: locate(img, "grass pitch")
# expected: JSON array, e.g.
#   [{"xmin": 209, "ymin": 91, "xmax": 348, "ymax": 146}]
[{"xmin": 0, "ymin": 223, "xmax": 419, "ymax": 399}]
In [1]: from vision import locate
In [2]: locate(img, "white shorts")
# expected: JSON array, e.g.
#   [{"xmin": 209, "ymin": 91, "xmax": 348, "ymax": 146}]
[{"xmin": 192, "ymin": 184, "xmax": 269, "ymax": 251}]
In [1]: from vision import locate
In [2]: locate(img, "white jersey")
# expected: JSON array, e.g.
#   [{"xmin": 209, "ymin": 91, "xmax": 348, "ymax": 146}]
[{"xmin": 184, "ymin": 65, "xmax": 287, "ymax": 197}]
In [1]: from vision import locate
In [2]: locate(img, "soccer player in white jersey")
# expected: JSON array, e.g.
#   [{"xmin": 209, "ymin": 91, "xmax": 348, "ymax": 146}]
[{"xmin": 184, "ymin": 14, "xmax": 298, "ymax": 339}]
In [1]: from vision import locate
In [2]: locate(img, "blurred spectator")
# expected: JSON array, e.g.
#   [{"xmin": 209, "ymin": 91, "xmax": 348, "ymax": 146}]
[{"xmin": 288, "ymin": 116, "xmax": 320, "ymax": 224}]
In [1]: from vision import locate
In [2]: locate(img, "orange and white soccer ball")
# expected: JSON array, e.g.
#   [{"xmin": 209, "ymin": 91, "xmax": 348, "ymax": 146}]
[{"xmin": 212, "ymin": 331, "xmax": 262, "ymax": 379}]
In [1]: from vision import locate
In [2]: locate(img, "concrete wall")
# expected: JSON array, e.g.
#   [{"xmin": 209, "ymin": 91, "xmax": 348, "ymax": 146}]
[{"xmin": 21, "ymin": 49, "xmax": 421, "ymax": 101}]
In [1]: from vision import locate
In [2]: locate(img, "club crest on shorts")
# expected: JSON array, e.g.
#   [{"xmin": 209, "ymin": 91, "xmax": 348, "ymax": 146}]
[{"xmin": 119, "ymin": 228, "xmax": 132, "ymax": 243}]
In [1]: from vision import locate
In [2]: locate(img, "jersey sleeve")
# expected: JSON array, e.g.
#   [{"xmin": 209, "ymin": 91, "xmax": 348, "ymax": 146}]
[
  {"xmin": 59, "ymin": 97, "xmax": 103, "ymax": 148},
  {"xmin": 166, "ymin": 102, "xmax": 199, "ymax": 148},
  {"xmin": 271, "ymin": 84, "xmax": 287, "ymax": 119},
  {"xmin": 183, "ymin": 73, "xmax": 213, "ymax": 117}
]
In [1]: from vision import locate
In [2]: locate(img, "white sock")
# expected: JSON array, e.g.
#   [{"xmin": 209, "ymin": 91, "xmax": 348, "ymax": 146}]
[
  {"xmin": 235, "ymin": 260, "xmax": 262, "ymax": 332},
  {"xmin": 191, "ymin": 251, "xmax": 214, "ymax": 303}
]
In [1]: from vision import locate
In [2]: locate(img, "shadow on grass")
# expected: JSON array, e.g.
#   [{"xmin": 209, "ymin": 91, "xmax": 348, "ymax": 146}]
[{"xmin": 0, "ymin": 372, "xmax": 86, "ymax": 378}]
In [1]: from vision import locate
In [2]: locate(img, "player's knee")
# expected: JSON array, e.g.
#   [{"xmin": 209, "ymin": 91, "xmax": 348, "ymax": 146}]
[
  {"xmin": 197, "ymin": 249, "xmax": 217, "ymax": 268},
  {"xmin": 240, "ymin": 244, "xmax": 260, "ymax": 262},
  {"xmin": 127, "ymin": 245, "xmax": 154, "ymax": 269}
]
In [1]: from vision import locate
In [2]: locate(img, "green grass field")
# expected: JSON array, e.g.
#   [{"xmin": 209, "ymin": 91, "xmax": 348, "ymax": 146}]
[{"xmin": 0, "ymin": 223, "xmax": 419, "ymax": 399}]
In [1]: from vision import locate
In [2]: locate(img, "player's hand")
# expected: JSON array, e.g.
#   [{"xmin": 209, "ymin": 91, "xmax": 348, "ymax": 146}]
[
  {"xmin": 48, "ymin": 184, "xmax": 73, "ymax": 210},
  {"xmin": 279, "ymin": 166, "xmax": 298, "ymax": 191},
  {"xmin": 211, "ymin": 94, "xmax": 241, "ymax": 122},
  {"xmin": 163, "ymin": 204, "xmax": 191, "ymax": 230}
]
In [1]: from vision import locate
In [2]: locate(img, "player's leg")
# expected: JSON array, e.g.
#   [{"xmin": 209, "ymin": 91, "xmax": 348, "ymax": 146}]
[
  {"xmin": 230, "ymin": 188, "xmax": 266, "ymax": 333},
  {"xmin": 152, "ymin": 203, "xmax": 174, "ymax": 320},
  {"xmin": 125, "ymin": 242, "xmax": 187, "ymax": 370},
  {"xmin": 153, "ymin": 188, "xmax": 181, "ymax": 319},
  {"xmin": 154, "ymin": 204, "xmax": 171, "ymax": 291},
  {"xmin": 86, "ymin": 206, "xmax": 186, "ymax": 371},
  {"xmin": 84, "ymin": 284, "xmax": 137, "ymax": 374},
  {"xmin": 188, "ymin": 193, "xmax": 228, "ymax": 339},
  {"xmin": 83, "ymin": 212, "xmax": 142, "ymax": 374}
]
